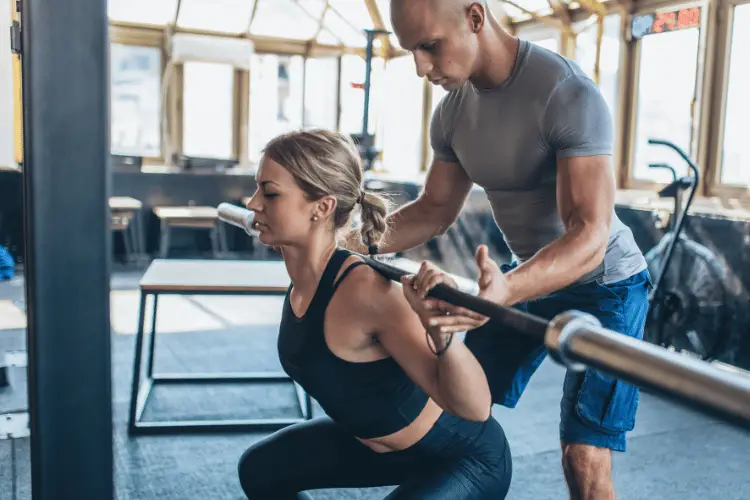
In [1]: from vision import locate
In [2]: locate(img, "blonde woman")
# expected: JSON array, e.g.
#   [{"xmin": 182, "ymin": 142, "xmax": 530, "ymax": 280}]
[{"xmin": 238, "ymin": 129, "xmax": 512, "ymax": 499}]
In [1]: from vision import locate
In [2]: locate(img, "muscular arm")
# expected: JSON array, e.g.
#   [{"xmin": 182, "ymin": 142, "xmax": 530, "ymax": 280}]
[
  {"xmin": 344, "ymin": 99, "xmax": 473, "ymax": 255},
  {"xmin": 503, "ymin": 75, "xmax": 616, "ymax": 305},
  {"xmin": 344, "ymin": 159, "xmax": 473, "ymax": 255},
  {"xmin": 351, "ymin": 268, "xmax": 491, "ymax": 421},
  {"xmin": 504, "ymin": 155, "xmax": 614, "ymax": 304}
]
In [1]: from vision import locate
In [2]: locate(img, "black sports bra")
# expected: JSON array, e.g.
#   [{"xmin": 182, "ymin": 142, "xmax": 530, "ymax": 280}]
[{"xmin": 276, "ymin": 248, "xmax": 429, "ymax": 439}]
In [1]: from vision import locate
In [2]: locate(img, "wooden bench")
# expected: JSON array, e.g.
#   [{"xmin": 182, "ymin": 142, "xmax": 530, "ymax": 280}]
[
  {"xmin": 110, "ymin": 196, "xmax": 144, "ymax": 262},
  {"xmin": 128, "ymin": 257, "xmax": 476, "ymax": 435},
  {"xmin": 153, "ymin": 206, "xmax": 228, "ymax": 258}
]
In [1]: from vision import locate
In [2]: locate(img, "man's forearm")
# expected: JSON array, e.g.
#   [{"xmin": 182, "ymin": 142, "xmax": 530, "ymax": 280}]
[
  {"xmin": 504, "ymin": 222, "xmax": 609, "ymax": 305},
  {"xmin": 345, "ymin": 198, "xmax": 452, "ymax": 254}
]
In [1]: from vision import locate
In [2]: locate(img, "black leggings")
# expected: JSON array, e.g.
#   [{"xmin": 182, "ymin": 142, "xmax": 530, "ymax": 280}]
[{"xmin": 238, "ymin": 411, "xmax": 512, "ymax": 499}]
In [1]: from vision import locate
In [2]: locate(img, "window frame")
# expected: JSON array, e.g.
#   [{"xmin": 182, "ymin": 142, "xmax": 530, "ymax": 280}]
[
  {"xmin": 621, "ymin": 0, "xmax": 709, "ymax": 193},
  {"xmin": 703, "ymin": 0, "xmax": 750, "ymax": 198}
]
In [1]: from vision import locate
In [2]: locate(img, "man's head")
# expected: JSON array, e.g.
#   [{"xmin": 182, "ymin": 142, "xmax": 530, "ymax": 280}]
[{"xmin": 391, "ymin": 0, "xmax": 491, "ymax": 90}]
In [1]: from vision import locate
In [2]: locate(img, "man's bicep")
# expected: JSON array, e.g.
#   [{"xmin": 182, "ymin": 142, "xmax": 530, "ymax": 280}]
[
  {"xmin": 545, "ymin": 76, "xmax": 614, "ymax": 159},
  {"xmin": 556, "ymin": 155, "xmax": 615, "ymax": 229},
  {"xmin": 422, "ymin": 158, "xmax": 473, "ymax": 213},
  {"xmin": 424, "ymin": 100, "xmax": 473, "ymax": 217}
]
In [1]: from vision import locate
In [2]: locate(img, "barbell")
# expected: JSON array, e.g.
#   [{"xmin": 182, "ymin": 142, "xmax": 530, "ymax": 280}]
[{"xmin": 217, "ymin": 202, "xmax": 750, "ymax": 432}]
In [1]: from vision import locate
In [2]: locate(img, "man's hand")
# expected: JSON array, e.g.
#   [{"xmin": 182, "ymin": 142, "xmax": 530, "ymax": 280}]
[{"xmin": 403, "ymin": 245, "xmax": 511, "ymax": 334}]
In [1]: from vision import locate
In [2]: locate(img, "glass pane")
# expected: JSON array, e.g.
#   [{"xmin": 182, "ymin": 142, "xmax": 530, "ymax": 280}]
[
  {"xmin": 574, "ymin": 15, "xmax": 622, "ymax": 120},
  {"xmin": 304, "ymin": 57, "xmax": 339, "ymax": 130},
  {"xmin": 297, "ymin": 0, "xmax": 327, "ymax": 20},
  {"xmin": 317, "ymin": 29, "xmax": 343, "ymax": 46},
  {"xmin": 514, "ymin": 0, "xmax": 553, "ymax": 16},
  {"xmin": 250, "ymin": 0, "xmax": 319, "ymax": 40},
  {"xmin": 339, "ymin": 55, "xmax": 384, "ymax": 136},
  {"xmin": 632, "ymin": 28, "xmax": 699, "ymax": 182},
  {"xmin": 375, "ymin": 0, "xmax": 402, "ymax": 49},
  {"xmin": 177, "ymin": 0, "xmax": 254, "ymax": 34},
  {"xmin": 110, "ymin": 44, "xmax": 162, "ymax": 157},
  {"xmin": 248, "ymin": 55, "xmax": 305, "ymax": 163},
  {"xmin": 378, "ymin": 57, "xmax": 424, "ymax": 176},
  {"xmin": 183, "ymin": 62, "xmax": 235, "ymax": 159},
  {"xmin": 322, "ymin": 8, "xmax": 367, "ymax": 47},
  {"xmin": 426, "ymin": 84, "xmax": 449, "ymax": 166},
  {"xmin": 721, "ymin": 4, "xmax": 750, "ymax": 186},
  {"xmin": 108, "ymin": 0, "xmax": 178, "ymax": 26},
  {"xmin": 329, "ymin": 0, "xmax": 374, "ymax": 32},
  {"xmin": 498, "ymin": 2, "xmax": 531, "ymax": 21}
]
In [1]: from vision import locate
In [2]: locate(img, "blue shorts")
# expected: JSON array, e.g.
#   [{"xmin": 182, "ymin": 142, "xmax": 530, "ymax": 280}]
[{"xmin": 464, "ymin": 264, "xmax": 652, "ymax": 452}]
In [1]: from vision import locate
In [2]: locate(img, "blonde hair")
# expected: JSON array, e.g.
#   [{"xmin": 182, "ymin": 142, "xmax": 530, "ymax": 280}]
[{"xmin": 262, "ymin": 129, "xmax": 389, "ymax": 253}]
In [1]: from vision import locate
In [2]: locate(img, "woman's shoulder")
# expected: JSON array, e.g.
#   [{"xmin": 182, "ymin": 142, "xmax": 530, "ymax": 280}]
[{"xmin": 332, "ymin": 256, "xmax": 403, "ymax": 314}]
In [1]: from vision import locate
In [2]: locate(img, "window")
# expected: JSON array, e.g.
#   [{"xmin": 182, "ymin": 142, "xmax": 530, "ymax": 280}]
[
  {"xmin": 425, "ymin": 84, "xmax": 449, "ymax": 167},
  {"xmin": 304, "ymin": 57, "xmax": 339, "ymax": 130},
  {"xmin": 575, "ymin": 15, "xmax": 622, "ymax": 116},
  {"xmin": 110, "ymin": 44, "xmax": 162, "ymax": 157},
  {"xmin": 323, "ymin": 1, "xmax": 371, "ymax": 47},
  {"xmin": 720, "ymin": 4, "xmax": 750, "ymax": 186},
  {"xmin": 248, "ymin": 54, "xmax": 304, "ymax": 163},
  {"xmin": 377, "ymin": 57, "xmax": 424, "ymax": 176},
  {"xmin": 177, "ymin": 0, "xmax": 254, "ymax": 34},
  {"xmin": 182, "ymin": 61, "xmax": 235, "ymax": 159},
  {"xmin": 249, "ymin": 0, "xmax": 320, "ymax": 41},
  {"xmin": 339, "ymin": 54, "xmax": 384, "ymax": 137},
  {"xmin": 632, "ymin": 27, "xmax": 700, "ymax": 183},
  {"xmin": 108, "ymin": 0, "xmax": 178, "ymax": 26},
  {"xmin": 517, "ymin": 24, "xmax": 560, "ymax": 54}
]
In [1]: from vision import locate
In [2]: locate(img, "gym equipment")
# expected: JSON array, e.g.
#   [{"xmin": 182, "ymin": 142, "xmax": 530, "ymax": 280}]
[
  {"xmin": 353, "ymin": 29, "xmax": 390, "ymax": 171},
  {"xmin": 643, "ymin": 139, "xmax": 735, "ymax": 361},
  {"xmin": 218, "ymin": 204, "xmax": 750, "ymax": 432}
]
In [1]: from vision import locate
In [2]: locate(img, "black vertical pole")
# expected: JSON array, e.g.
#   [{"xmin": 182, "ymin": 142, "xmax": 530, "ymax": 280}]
[
  {"xmin": 20, "ymin": 0, "xmax": 113, "ymax": 498},
  {"xmin": 361, "ymin": 30, "xmax": 376, "ymax": 142}
]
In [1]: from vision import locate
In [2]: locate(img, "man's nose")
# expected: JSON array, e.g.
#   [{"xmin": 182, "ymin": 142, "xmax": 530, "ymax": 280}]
[{"xmin": 413, "ymin": 52, "xmax": 432, "ymax": 79}]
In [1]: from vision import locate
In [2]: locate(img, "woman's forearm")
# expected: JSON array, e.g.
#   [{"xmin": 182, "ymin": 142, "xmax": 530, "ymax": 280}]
[{"xmin": 432, "ymin": 333, "xmax": 492, "ymax": 421}]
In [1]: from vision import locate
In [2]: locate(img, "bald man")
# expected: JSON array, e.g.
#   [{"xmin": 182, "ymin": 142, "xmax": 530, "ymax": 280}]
[{"xmin": 345, "ymin": 1, "xmax": 651, "ymax": 498}]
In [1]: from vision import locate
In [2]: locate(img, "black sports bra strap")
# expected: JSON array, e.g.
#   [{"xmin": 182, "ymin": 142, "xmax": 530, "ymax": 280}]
[{"xmin": 331, "ymin": 261, "xmax": 368, "ymax": 295}]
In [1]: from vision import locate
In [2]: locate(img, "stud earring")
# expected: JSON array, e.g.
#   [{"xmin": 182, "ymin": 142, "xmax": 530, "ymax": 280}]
[{"xmin": 312, "ymin": 215, "xmax": 318, "ymax": 221}]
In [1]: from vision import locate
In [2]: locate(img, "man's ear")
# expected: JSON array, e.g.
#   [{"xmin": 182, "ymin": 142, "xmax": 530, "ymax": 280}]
[{"xmin": 467, "ymin": 2, "xmax": 486, "ymax": 33}]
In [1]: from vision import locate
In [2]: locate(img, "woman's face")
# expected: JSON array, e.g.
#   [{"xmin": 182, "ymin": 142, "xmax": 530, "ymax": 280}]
[{"xmin": 245, "ymin": 156, "xmax": 324, "ymax": 248}]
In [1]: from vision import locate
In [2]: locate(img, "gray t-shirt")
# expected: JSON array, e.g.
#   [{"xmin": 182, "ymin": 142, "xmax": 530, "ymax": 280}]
[{"xmin": 431, "ymin": 39, "xmax": 646, "ymax": 285}]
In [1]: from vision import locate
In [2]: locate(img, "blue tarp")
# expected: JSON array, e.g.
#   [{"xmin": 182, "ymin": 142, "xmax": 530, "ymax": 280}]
[{"xmin": 0, "ymin": 244, "xmax": 15, "ymax": 280}]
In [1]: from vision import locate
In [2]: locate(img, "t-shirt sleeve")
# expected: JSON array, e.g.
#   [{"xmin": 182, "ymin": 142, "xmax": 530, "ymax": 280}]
[
  {"xmin": 429, "ymin": 100, "xmax": 460, "ymax": 163},
  {"xmin": 542, "ymin": 75, "xmax": 613, "ymax": 159}
]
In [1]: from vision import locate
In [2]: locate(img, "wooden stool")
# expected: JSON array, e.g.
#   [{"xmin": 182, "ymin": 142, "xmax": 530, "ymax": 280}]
[
  {"xmin": 153, "ymin": 206, "xmax": 228, "ymax": 259},
  {"xmin": 110, "ymin": 196, "xmax": 144, "ymax": 263}
]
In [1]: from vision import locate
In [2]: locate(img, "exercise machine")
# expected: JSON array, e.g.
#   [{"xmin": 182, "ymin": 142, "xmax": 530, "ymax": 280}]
[{"xmin": 643, "ymin": 139, "xmax": 736, "ymax": 361}]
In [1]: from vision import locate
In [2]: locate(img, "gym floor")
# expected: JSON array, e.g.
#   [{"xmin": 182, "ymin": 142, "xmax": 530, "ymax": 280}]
[{"xmin": 1, "ymin": 269, "xmax": 749, "ymax": 499}]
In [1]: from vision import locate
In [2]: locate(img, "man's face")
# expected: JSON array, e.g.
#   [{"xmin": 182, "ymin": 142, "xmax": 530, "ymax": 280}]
[{"xmin": 392, "ymin": 0, "xmax": 478, "ymax": 91}]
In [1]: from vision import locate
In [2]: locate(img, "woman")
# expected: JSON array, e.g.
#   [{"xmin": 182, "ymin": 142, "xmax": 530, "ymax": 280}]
[{"xmin": 238, "ymin": 129, "xmax": 512, "ymax": 499}]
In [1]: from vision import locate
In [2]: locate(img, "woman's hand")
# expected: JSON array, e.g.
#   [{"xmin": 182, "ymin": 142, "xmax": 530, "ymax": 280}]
[{"xmin": 400, "ymin": 260, "xmax": 488, "ymax": 335}]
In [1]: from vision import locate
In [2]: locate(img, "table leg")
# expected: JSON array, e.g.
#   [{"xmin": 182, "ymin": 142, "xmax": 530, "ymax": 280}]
[
  {"xmin": 145, "ymin": 294, "xmax": 158, "ymax": 378},
  {"xmin": 128, "ymin": 291, "xmax": 150, "ymax": 434},
  {"xmin": 159, "ymin": 220, "xmax": 171, "ymax": 259}
]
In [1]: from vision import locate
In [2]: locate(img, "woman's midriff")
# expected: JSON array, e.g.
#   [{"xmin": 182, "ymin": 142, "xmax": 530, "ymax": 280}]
[{"xmin": 356, "ymin": 398, "xmax": 444, "ymax": 453}]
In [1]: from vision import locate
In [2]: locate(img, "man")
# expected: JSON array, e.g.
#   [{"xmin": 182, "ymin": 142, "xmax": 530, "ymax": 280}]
[{"xmin": 344, "ymin": 1, "xmax": 652, "ymax": 499}]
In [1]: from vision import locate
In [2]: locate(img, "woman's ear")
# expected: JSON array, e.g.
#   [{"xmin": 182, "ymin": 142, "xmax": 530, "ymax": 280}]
[{"xmin": 313, "ymin": 195, "xmax": 338, "ymax": 222}]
